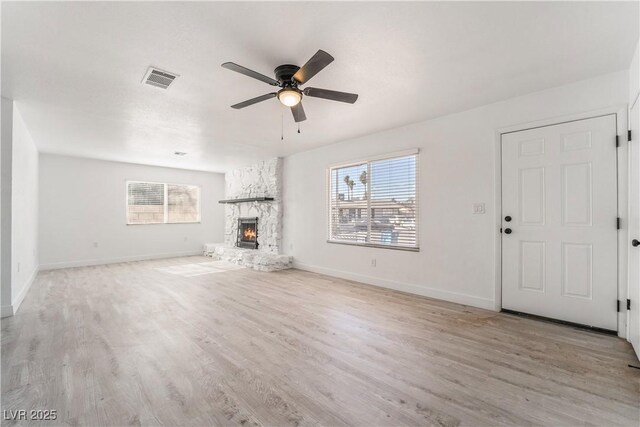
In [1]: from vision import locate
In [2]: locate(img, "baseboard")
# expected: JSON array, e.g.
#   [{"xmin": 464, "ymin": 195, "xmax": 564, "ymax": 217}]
[
  {"xmin": 39, "ymin": 250, "xmax": 204, "ymax": 271},
  {"xmin": 293, "ymin": 262, "xmax": 496, "ymax": 311},
  {"xmin": 1, "ymin": 265, "xmax": 39, "ymax": 318},
  {"xmin": 1, "ymin": 305, "xmax": 13, "ymax": 318},
  {"xmin": 11, "ymin": 265, "xmax": 39, "ymax": 315}
]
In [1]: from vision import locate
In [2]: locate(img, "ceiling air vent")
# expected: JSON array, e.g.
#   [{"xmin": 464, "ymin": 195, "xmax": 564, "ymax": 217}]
[{"xmin": 142, "ymin": 66, "xmax": 179, "ymax": 89}]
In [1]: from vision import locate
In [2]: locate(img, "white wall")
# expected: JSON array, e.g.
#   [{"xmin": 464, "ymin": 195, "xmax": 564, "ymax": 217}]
[
  {"xmin": 628, "ymin": 39, "xmax": 639, "ymax": 352},
  {"xmin": 0, "ymin": 98, "xmax": 38, "ymax": 317},
  {"xmin": 1, "ymin": 98, "xmax": 14, "ymax": 316},
  {"xmin": 10, "ymin": 104, "xmax": 39, "ymax": 313},
  {"xmin": 283, "ymin": 70, "xmax": 629, "ymax": 310},
  {"xmin": 630, "ymin": 41, "xmax": 639, "ymax": 108},
  {"xmin": 1, "ymin": 99, "xmax": 39, "ymax": 317},
  {"xmin": 39, "ymin": 154, "xmax": 225, "ymax": 269}
]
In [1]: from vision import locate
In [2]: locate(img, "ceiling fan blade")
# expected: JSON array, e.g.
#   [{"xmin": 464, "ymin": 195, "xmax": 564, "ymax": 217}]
[
  {"xmin": 293, "ymin": 50, "xmax": 334, "ymax": 84},
  {"xmin": 303, "ymin": 87, "xmax": 358, "ymax": 104},
  {"xmin": 291, "ymin": 102, "xmax": 306, "ymax": 122},
  {"xmin": 231, "ymin": 93, "xmax": 277, "ymax": 109},
  {"xmin": 221, "ymin": 62, "xmax": 279, "ymax": 86}
]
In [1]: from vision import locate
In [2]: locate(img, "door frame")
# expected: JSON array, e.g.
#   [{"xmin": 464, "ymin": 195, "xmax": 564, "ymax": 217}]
[{"xmin": 493, "ymin": 105, "xmax": 629, "ymax": 337}]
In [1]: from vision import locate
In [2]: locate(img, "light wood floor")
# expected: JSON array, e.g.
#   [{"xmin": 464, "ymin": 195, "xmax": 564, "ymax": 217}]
[{"xmin": 2, "ymin": 256, "xmax": 639, "ymax": 426}]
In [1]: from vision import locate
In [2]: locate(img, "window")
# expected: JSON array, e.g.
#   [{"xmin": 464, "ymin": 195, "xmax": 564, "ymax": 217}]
[
  {"xmin": 127, "ymin": 181, "xmax": 200, "ymax": 224},
  {"xmin": 328, "ymin": 150, "xmax": 418, "ymax": 250}
]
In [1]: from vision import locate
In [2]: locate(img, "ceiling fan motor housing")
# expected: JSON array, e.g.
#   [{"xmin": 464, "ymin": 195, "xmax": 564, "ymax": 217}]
[{"xmin": 274, "ymin": 64, "xmax": 300, "ymax": 85}]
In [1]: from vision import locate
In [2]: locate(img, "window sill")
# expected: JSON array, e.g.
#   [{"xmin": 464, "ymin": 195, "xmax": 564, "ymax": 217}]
[{"xmin": 326, "ymin": 240, "xmax": 419, "ymax": 252}]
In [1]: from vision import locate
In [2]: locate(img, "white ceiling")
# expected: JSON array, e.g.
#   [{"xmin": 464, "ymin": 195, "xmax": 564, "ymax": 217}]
[{"xmin": 2, "ymin": 1, "xmax": 638, "ymax": 172}]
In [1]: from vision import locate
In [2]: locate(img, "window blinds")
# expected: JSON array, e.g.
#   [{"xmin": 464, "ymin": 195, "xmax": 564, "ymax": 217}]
[
  {"xmin": 328, "ymin": 152, "xmax": 418, "ymax": 250},
  {"xmin": 127, "ymin": 181, "xmax": 200, "ymax": 224},
  {"xmin": 167, "ymin": 184, "xmax": 200, "ymax": 223}
]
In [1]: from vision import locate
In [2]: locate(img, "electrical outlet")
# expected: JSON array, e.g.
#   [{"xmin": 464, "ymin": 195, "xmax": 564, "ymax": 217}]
[
  {"xmin": 371, "ymin": 258, "xmax": 377, "ymax": 267},
  {"xmin": 472, "ymin": 203, "xmax": 486, "ymax": 214},
  {"xmin": 17, "ymin": 262, "xmax": 20, "ymax": 273}
]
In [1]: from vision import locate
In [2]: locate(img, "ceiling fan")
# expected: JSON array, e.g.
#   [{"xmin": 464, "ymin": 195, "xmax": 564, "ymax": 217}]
[{"xmin": 221, "ymin": 49, "xmax": 358, "ymax": 123}]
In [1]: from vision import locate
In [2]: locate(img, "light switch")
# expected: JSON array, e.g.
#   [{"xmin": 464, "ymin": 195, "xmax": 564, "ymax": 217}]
[{"xmin": 472, "ymin": 203, "xmax": 486, "ymax": 214}]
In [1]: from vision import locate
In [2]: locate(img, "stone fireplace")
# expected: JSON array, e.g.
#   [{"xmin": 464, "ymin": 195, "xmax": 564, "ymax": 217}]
[
  {"xmin": 204, "ymin": 157, "xmax": 292, "ymax": 271},
  {"xmin": 223, "ymin": 158, "xmax": 282, "ymax": 253}
]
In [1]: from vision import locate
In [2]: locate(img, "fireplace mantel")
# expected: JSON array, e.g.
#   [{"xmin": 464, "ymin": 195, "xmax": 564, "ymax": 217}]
[{"xmin": 218, "ymin": 197, "xmax": 274, "ymax": 204}]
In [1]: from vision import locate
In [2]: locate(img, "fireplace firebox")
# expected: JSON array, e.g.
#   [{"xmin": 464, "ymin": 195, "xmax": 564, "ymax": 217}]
[{"xmin": 237, "ymin": 217, "xmax": 259, "ymax": 249}]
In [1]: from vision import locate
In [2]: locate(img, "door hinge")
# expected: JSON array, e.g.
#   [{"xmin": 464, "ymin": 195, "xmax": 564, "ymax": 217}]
[
  {"xmin": 628, "ymin": 299, "xmax": 631, "ymax": 310},
  {"xmin": 616, "ymin": 135, "xmax": 620, "ymax": 147},
  {"xmin": 617, "ymin": 217, "xmax": 621, "ymax": 229},
  {"xmin": 617, "ymin": 300, "xmax": 620, "ymax": 312},
  {"xmin": 629, "ymin": 130, "xmax": 632, "ymax": 142}
]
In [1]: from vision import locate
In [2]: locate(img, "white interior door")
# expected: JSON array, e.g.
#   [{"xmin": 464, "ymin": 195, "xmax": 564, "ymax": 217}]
[
  {"xmin": 502, "ymin": 115, "xmax": 618, "ymax": 331},
  {"xmin": 629, "ymin": 101, "xmax": 640, "ymax": 354}
]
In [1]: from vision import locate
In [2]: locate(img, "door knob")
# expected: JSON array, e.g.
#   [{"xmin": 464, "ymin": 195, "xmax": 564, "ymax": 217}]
[
  {"xmin": 504, "ymin": 228, "xmax": 512, "ymax": 234},
  {"xmin": 633, "ymin": 239, "xmax": 640, "ymax": 247},
  {"xmin": 505, "ymin": 216, "xmax": 512, "ymax": 222}
]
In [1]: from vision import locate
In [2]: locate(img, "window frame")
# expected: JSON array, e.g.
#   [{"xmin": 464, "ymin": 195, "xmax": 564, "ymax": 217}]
[
  {"xmin": 125, "ymin": 180, "xmax": 202, "ymax": 225},
  {"xmin": 326, "ymin": 149, "xmax": 419, "ymax": 251}
]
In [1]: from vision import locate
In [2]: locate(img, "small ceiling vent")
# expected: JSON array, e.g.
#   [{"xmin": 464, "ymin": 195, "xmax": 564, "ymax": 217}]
[{"xmin": 142, "ymin": 66, "xmax": 179, "ymax": 89}]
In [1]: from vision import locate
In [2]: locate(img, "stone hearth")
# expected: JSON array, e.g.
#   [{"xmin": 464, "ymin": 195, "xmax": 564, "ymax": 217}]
[{"xmin": 204, "ymin": 244, "xmax": 292, "ymax": 272}]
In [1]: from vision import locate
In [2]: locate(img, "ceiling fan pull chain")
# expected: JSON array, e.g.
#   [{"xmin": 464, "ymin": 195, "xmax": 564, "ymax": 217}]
[
  {"xmin": 281, "ymin": 109, "xmax": 284, "ymax": 141},
  {"xmin": 298, "ymin": 123, "xmax": 301, "ymax": 134}
]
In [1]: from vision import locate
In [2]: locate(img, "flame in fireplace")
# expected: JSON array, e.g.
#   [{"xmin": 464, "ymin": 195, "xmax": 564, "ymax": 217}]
[{"xmin": 243, "ymin": 227, "xmax": 256, "ymax": 240}]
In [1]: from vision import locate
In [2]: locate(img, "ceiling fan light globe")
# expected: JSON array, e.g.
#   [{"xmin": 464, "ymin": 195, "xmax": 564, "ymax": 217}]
[{"xmin": 278, "ymin": 89, "xmax": 302, "ymax": 107}]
